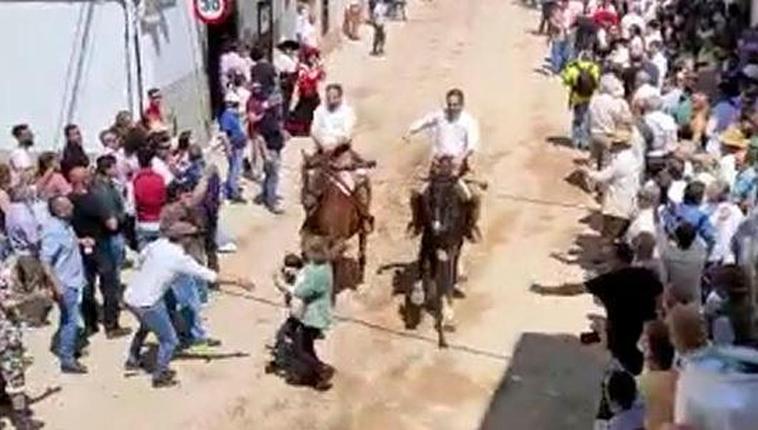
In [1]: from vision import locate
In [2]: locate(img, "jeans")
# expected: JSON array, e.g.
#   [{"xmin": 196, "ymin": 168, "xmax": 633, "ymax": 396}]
[
  {"xmin": 58, "ymin": 286, "xmax": 82, "ymax": 366},
  {"xmin": 83, "ymin": 240, "xmax": 121, "ymax": 331},
  {"xmin": 170, "ymin": 274, "xmax": 207, "ymax": 343},
  {"xmin": 127, "ymin": 301, "xmax": 178, "ymax": 377},
  {"xmin": 262, "ymin": 150, "xmax": 281, "ymax": 208},
  {"xmin": 107, "ymin": 234, "xmax": 125, "ymax": 296},
  {"xmin": 572, "ymin": 102, "xmax": 590, "ymax": 149},
  {"xmin": 225, "ymin": 146, "xmax": 245, "ymax": 199},
  {"xmin": 550, "ymin": 37, "xmax": 569, "ymax": 73}
]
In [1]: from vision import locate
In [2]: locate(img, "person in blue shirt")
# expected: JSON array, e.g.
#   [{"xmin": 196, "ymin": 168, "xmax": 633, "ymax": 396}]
[
  {"xmin": 661, "ymin": 181, "xmax": 716, "ymax": 251},
  {"xmin": 40, "ymin": 195, "xmax": 89, "ymax": 374},
  {"xmin": 219, "ymin": 92, "xmax": 247, "ymax": 203},
  {"xmin": 710, "ymin": 80, "xmax": 742, "ymax": 135}
]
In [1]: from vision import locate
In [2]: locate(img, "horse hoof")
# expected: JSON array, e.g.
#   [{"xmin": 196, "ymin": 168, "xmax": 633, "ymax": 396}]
[{"xmin": 439, "ymin": 340, "xmax": 449, "ymax": 348}]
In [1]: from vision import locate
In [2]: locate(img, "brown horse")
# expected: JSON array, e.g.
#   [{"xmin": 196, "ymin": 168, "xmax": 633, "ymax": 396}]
[{"xmin": 301, "ymin": 153, "xmax": 371, "ymax": 286}]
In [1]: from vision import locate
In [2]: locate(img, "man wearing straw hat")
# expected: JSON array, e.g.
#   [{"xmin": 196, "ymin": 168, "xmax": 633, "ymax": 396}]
[
  {"xmin": 123, "ymin": 221, "xmax": 252, "ymax": 388},
  {"xmin": 581, "ymin": 125, "xmax": 642, "ymax": 251}
]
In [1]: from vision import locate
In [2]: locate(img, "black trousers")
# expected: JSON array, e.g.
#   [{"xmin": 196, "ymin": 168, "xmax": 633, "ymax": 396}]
[
  {"xmin": 82, "ymin": 240, "xmax": 120, "ymax": 331},
  {"xmin": 293, "ymin": 323, "xmax": 324, "ymax": 383},
  {"xmin": 372, "ymin": 24, "xmax": 386, "ymax": 54}
]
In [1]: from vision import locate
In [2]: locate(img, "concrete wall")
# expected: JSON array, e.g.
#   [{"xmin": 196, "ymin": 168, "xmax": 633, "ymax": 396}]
[
  {"xmin": 0, "ymin": 1, "xmax": 131, "ymax": 151},
  {"xmin": 0, "ymin": 0, "xmax": 209, "ymax": 152},
  {"xmin": 138, "ymin": 0, "xmax": 210, "ymax": 139},
  {"xmin": 237, "ymin": 0, "xmax": 300, "ymax": 48}
]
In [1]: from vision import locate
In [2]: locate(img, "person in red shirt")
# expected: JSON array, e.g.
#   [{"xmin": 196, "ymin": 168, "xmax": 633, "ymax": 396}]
[
  {"xmin": 592, "ymin": 0, "xmax": 619, "ymax": 28},
  {"xmin": 287, "ymin": 48, "xmax": 325, "ymax": 136},
  {"xmin": 132, "ymin": 147, "xmax": 166, "ymax": 250},
  {"xmin": 143, "ymin": 88, "xmax": 172, "ymax": 133}
]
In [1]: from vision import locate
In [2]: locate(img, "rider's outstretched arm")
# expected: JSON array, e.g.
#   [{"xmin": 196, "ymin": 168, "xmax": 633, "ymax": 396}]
[{"xmin": 405, "ymin": 112, "xmax": 437, "ymax": 139}]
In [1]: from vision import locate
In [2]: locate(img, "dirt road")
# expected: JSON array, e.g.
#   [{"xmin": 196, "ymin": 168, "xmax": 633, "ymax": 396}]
[{"xmin": 24, "ymin": 1, "xmax": 609, "ymax": 429}]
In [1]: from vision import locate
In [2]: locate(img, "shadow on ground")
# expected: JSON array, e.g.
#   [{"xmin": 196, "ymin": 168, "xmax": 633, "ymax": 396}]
[{"xmin": 479, "ymin": 332, "xmax": 605, "ymax": 430}]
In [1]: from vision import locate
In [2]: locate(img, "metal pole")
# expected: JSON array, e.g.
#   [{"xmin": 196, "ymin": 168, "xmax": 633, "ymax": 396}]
[{"xmin": 125, "ymin": 0, "xmax": 144, "ymax": 116}]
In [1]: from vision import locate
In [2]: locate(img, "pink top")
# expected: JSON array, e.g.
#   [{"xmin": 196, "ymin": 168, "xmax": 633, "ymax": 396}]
[{"xmin": 37, "ymin": 172, "xmax": 72, "ymax": 199}]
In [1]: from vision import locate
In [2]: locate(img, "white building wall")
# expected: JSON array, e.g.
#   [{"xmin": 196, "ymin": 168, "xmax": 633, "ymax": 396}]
[
  {"xmin": 137, "ymin": 0, "xmax": 210, "ymax": 137},
  {"xmin": 0, "ymin": 1, "xmax": 131, "ymax": 151},
  {"xmin": 0, "ymin": 0, "xmax": 210, "ymax": 153}
]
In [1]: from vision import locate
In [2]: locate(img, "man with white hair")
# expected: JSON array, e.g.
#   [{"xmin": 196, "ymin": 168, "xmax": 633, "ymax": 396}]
[
  {"xmin": 632, "ymin": 71, "xmax": 661, "ymax": 112},
  {"xmin": 589, "ymin": 73, "xmax": 632, "ymax": 169},
  {"xmin": 643, "ymin": 95, "xmax": 678, "ymax": 173}
]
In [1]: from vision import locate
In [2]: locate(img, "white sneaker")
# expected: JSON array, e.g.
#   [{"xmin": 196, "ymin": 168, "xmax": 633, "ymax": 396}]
[{"xmin": 218, "ymin": 242, "xmax": 238, "ymax": 253}]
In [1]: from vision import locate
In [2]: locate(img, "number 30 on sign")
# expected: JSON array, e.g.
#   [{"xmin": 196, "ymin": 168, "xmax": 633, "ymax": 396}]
[{"xmin": 193, "ymin": 0, "xmax": 231, "ymax": 24}]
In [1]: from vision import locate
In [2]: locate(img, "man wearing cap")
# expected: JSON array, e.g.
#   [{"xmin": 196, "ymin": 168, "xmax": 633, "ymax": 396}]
[
  {"xmin": 123, "ymin": 221, "xmax": 251, "ymax": 388},
  {"xmin": 580, "ymin": 126, "xmax": 642, "ymax": 247},
  {"xmin": 159, "ymin": 174, "xmax": 217, "ymax": 348},
  {"xmin": 219, "ymin": 92, "xmax": 248, "ymax": 203}
]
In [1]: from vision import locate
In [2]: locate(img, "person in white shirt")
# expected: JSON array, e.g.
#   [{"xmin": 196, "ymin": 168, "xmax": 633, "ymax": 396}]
[
  {"xmin": 308, "ymin": 84, "xmax": 374, "ymax": 229},
  {"xmin": 629, "ymin": 26, "xmax": 646, "ymax": 60},
  {"xmin": 581, "ymin": 129, "xmax": 642, "ymax": 248},
  {"xmin": 151, "ymin": 135, "xmax": 176, "ymax": 186},
  {"xmin": 648, "ymin": 42, "xmax": 668, "ymax": 89},
  {"xmin": 404, "ymin": 88, "xmax": 482, "ymax": 242},
  {"xmin": 297, "ymin": 7, "xmax": 319, "ymax": 50},
  {"xmin": 218, "ymin": 40, "xmax": 246, "ymax": 91},
  {"xmin": 371, "ymin": 0, "xmax": 389, "ymax": 56},
  {"xmin": 9, "ymin": 124, "xmax": 35, "ymax": 186},
  {"xmin": 404, "ymin": 89, "xmax": 480, "ymax": 169},
  {"xmin": 123, "ymin": 222, "xmax": 250, "ymax": 388},
  {"xmin": 589, "ymin": 74, "xmax": 632, "ymax": 169},
  {"xmin": 643, "ymin": 95, "xmax": 678, "ymax": 159},
  {"xmin": 311, "ymin": 84, "xmax": 358, "ymax": 153},
  {"xmin": 632, "ymin": 71, "xmax": 661, "ymax": 112},
  {"xmin": 626, "ymin": 183, "xmax": 660, "ymax": 246},
  {"xmin": 704, "ymin": 180, "xmax": 744, "ymax": 264}
]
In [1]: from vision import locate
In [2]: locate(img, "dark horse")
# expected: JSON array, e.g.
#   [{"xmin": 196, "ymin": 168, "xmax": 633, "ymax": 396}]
[
  {"xmin": 409, "ymin": 165, "xmax": 470, "ymax": 348},
  {"xmin": 301, "ymin": 151, "xmax": 372, "ymax": 288}
]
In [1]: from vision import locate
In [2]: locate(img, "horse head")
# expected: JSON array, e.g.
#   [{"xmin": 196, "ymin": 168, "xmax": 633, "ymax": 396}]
[{"xmin": 424, "ymin": 172, "xmax": 467, "ymax": 247}]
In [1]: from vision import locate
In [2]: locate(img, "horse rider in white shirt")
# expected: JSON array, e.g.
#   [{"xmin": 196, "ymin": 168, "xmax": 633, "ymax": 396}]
[
  {"xmin": 403, "ymin": 88, "xmax": 482, "ymax": 241},
  {"xmin": 308, "ymin": 83, "xmax": 375, "ymax": 231}
]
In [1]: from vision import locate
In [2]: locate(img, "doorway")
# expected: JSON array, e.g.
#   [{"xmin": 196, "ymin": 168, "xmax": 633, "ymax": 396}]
[{"xmin": 205, "ymin": 1, "xmax": 239, "ymax": 116}]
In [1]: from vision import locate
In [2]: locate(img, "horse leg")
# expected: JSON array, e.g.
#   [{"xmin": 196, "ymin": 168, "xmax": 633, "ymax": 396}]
[
  {"xmin": 436, "ymin": 275, "xmax": 448, "ymax": 348},
  {"xmin": 453, "ymin": 242, "xmax": 466, "ymax": 298},
  {"xmin": 436, "ymin": 248, "xmax": 454, "ymax": 348},
  {"xmin": 358, "ymin": 231, "xmax": 367, "ymax": 285}
]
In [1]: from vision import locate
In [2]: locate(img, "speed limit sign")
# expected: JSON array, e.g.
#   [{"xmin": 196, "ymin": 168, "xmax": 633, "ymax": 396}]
[{"xmin": 193, "ymin": 0, "xmax": 232, "ymax": 25}]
